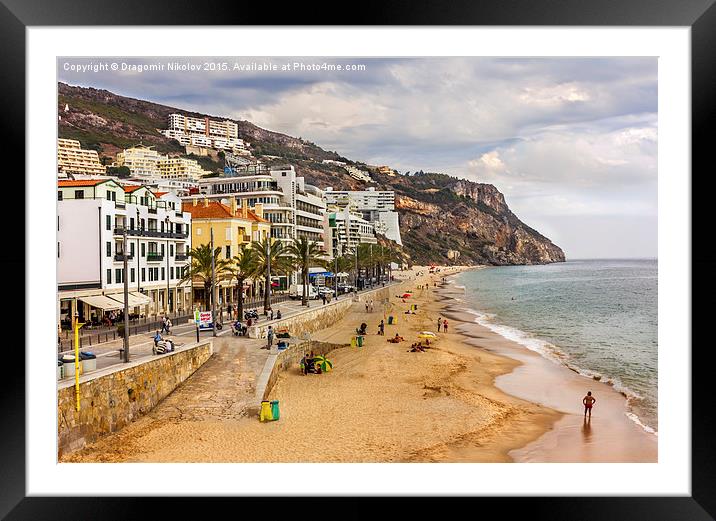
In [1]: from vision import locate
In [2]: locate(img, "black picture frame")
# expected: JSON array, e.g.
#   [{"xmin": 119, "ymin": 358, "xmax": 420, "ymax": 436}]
[{"xmin": 3, "ymin": 0, "xmax": 713, "ymax": 519}]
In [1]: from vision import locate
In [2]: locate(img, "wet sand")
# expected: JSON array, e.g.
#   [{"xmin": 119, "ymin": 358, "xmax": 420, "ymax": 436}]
[{"xmin": 439, "ymin": 279, "xmax": 658, "ymax": 463}]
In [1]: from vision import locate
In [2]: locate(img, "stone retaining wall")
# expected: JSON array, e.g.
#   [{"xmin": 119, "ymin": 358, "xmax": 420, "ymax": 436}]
[
  {"xmin": 57, "ymin": 340, "xmax": 213, "ymax": 458},
  {"xmin": 248, "ymin": 285, "xmax": 395, "ymax": 341}
]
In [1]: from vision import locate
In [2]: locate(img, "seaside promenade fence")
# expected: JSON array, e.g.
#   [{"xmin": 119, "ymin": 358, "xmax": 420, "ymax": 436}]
[{"xmin": 58, "ymin": 312, "xmax": 193, "ymax": 352}]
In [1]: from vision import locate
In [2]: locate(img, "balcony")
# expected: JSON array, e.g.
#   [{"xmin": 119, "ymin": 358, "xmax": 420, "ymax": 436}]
[
  {"xmin": 115, "ymin": 227, "xmax": 177, "ymax": 239},
  {"xmin": 240, "ymin": 235, "xmax": 251, "ymax": 242},
  {"xmin": 175, "ymin": 254, "xmax": 188, "ymax": 262},
  {"xmin": 114, "ymin": 252, "xmax": 134, "ymax": 262},
  {"xmin": 147, "ymin": 252, "xmax": 164, "ymax": 262}
]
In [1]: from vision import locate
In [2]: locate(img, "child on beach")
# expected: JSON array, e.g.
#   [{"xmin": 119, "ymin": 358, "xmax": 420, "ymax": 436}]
[
  {"xmin": 378, "ymin": 320, "xmax": 385, "ymax": 335},
  {"xmin": 583, "ymin": 392, "xmax": 596, "ymax": 417},
  {"xmin": 443, "ymin": 319, "xmax": 448, "ymax": 333}
]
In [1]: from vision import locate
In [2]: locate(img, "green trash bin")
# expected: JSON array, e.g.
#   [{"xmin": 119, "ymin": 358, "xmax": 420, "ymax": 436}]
[
  {"xmin": 270, "ymin": 400, "xmax": 280, "ymax": 421},
  {"xmin": 356, "ymin": 335, "xmax": 364, "ymax": 347}
]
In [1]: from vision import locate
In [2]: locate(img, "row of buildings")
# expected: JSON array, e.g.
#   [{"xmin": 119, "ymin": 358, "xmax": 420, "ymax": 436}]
[{"xmin": 57, "ymin": 140, "xmax": 402, "ymax": 328}]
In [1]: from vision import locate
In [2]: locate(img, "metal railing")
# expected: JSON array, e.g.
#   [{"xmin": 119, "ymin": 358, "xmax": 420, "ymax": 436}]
[
  {"xmin": 58, "ymin": 311, "xmax": 194, "ymax": 352},
  {"xmin": 147, "ymin": 252, "xmax": 164, "ymax": 261}
]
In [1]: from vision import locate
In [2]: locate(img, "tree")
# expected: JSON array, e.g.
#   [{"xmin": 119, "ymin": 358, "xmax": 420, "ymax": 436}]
[
  {"xmin": 252, "ymin": 237, "xmax": 292, "ymax": 312},
  {"xmin": 107, "ymin": 165, "xmax": 131, "ymax": 178},
  {"xmin": 179, "ymin": 243, "xmax": 230, "ymax": 311},
  {"xmin": 286, "ymin": 236, "xmax": 329, "ymax": 306},
  {"xmin": 228, "ymin": 246, "xmax": 260, "ymax": 320}
]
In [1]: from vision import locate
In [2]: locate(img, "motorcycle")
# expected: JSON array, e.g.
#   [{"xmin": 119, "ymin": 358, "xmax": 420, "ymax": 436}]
[{"xmin": 244, "ymin": 309, "xmax": 259, "ymax": 320}]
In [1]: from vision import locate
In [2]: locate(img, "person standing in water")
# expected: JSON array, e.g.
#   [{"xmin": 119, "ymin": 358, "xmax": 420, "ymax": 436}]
[{"xmin": 582, "ymin": 391, "xmax": 596, "ymax": 417}]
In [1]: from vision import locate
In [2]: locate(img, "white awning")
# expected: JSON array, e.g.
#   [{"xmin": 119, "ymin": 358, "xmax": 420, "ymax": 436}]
[
  {"xmin": 128, "ymin": 292, "xmax": 153, "ymax": 306},
  {"xmin": 78, "ymin": 295, "xmax": 124, "ymax": 311}
]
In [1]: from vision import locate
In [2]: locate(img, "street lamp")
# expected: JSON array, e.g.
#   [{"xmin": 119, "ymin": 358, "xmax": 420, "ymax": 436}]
[
  {"xmin": 265, "ymin": 238, "xmax": 271, "ymax": 315},
  {"xmin": 165, "ymin": 215, "xmax": 170, "ymax": 316},
  {"xmin": 210, "ymin": 226, "xmax": 217, "ymax": 337},
  {"xmin": 122, "ymin": 225, "xmax": 130, "ymax": 363}
]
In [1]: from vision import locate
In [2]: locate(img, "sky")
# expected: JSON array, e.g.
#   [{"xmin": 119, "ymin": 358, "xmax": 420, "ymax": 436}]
[{"xmin": 58, "ymin": 57, "xmax": 658, "ymax": 259}]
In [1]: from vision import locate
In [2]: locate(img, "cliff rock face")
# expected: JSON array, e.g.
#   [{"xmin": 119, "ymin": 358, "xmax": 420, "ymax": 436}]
[{"xmin": 57, "ymin": 82, "xmax": 566, "ymax": 266}]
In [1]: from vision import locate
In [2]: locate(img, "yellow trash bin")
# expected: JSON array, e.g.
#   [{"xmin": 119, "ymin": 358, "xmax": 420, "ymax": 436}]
[
  {"xmin": 259, "ymin": 400, "xmax": 273, "ymax": 422},
  {"xmin": 351, "ymin": 337, "xmax": 357, "ymax": 348}
]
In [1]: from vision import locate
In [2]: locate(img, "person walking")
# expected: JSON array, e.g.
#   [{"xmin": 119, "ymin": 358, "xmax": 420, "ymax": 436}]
[
  {"xmin": 378, "ymin": 319, "xmax": 385, "ymax": 336},
  {"xmin": 166, "ymin": 318, "xmax": 172, "ymax": 334},
  {"xmin": 437, "ymin": 317, "xmax": 442, "ymax": 332},
  {"xmin": 160, "ymin": 316, "xmax": 168, "ymax": 334},
  {"xmin": 443, "ymin": 319, "xmax": 448, "ymax": 333},
  {"xmin": 322, "ymin": 293, "xmax": 327, "ymax": 305},
  {"xmin": 265, "ymin": 325, "xmax": 274, "ymax": 350},
  {"xmin": 365, "ymin": 301, "xmax": 369, "ymax": 313},
  {"xmin": 582, "ymin": 391, "xmax": 596, "ymax": 417},
  {"xmin": 269, "ymin": 308, "xmax": 274, "ymax": 320},
  {"xmin": 369, "ymin": 299, "xmax": 374, "ymax": 312}
]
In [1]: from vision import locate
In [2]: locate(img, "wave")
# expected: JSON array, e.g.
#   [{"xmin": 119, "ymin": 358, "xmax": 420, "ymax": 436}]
[{"xmin": 459, "ymin": 306, "xmax": 658, "ymax": 436}]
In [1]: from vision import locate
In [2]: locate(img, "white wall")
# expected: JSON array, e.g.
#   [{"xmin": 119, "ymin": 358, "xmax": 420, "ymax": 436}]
[{"xmin": 57, "ymin": 199, "xmax": 101, "ymax": 285}]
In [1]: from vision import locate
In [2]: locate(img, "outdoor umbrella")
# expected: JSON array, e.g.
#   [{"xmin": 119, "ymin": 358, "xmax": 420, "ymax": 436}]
[
  {"xmin": 312, "ymin": 354, "xmax": 333, "ymax": 372},
  {"xmin": 401, "ymin": 293, "xmax": 412, "ymax": 298}
]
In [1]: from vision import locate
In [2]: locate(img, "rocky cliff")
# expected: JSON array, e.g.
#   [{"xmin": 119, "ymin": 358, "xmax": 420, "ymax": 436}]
[{"xmin": 57, "ymin": 82, "xmax": 566, "ymax": 266}]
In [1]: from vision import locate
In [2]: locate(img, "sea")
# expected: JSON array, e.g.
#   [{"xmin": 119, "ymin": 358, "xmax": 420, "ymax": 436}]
[{"xmin": 453, "ymin": 259, "xmax": 658, "ymax": 434}]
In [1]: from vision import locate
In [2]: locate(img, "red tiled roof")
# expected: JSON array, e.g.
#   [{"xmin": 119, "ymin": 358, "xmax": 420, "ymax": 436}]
[
  {"xmin": 154, "ymin": 191, "xmax": 168, "ymax": 197},
  {"xmin": 183, "ymin": 201, "xmax": 269, "ymax": 223},
  {"xmin": 58, "ymin": 179, "xmax": 109, "ymax": 188},
  {"xmin": 122, "ymin": 185, "xmax": 144, "ymax": 193}
]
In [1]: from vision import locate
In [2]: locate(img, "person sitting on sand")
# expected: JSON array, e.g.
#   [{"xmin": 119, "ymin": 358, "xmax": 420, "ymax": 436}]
[
  {"xmin": 393, "ymin": 333, "xmax": 404, "ymax": 342},
  {"xmin": 583, "ymin": 391, "xmax": 596, "ymax": 417},
  {"xmin": 357, "ymin": 323, "xmax": 368, "ymax": 335}
]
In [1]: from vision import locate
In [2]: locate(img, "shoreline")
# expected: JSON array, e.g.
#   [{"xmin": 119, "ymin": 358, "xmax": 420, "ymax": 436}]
[
  {"xmin": 439, "ymin": 269, "xmax": 657, "ymax": 462},
  {"xmin": 63, "ymin": 264, "xmax": 655, "ymax": 463}
]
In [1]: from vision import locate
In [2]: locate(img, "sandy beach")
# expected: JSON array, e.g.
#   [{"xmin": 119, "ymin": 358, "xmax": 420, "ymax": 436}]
[{"xmin": 63, "ymin": 264, "xmax": 656, "ymax": 463}]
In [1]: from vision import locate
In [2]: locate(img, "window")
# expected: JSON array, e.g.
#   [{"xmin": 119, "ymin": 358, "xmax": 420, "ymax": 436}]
[
  {"xmin": 115, "ymin": 268, "xmax": 123, "ymax": 284},
  {"xmin": 106, "ymin": 242, "xmax": 112, "ymax": 257},
  {"xmin": 161, "ymin": 267, "xmax": 165, "ymax": 281},
  {"xmin": 225, "ymin": 227, "xmax": 232, "ymax": 241},
  {"xmin": 196, "ymin": 227, "xmax": 202, "ymax": 236},
  {"xmin": 107, "ymin": 269, "xmax": 112, "ymax": 284},
  {"xmin": 141, "ymin": 268, "xmax": 146, "ymax": 282},
  {"xmin": 131, "ymin": 268, "xmax": 135, "ymax": 283},
  {"xmin": 161, "ymin": 244, "xmax": 165, "ymax": 256},
  {"xmin": 225, "ymin": 245, "xmax": 231, "ymax": 259},
  {"xmin": 57, "ymin": 242, "xmax": 60, "ymax": 258},
  {"xmin": 170, "ymin": 244, "xmax": 174, "ymax": 257},
  {"xmin": 161, "ymin": 221, "xmax": 164, "ymax": 233},
  {"xmin": 106, "ymin": 215, "xmax": 111, "ymax": 231},
  {"xmin": 74, "ymin": 190, "xmax": 84, "ymax": 199},
  {"xmin": 130, "ymin": 243, "xmax": 135, "ymax": 256},
  {"xmin": 130, "ymin": 217, "xmax": 135, "ymax": 230},
  {"xmin": 58, "ymin": 191, "xmax": 63, "ymax": 201},
  {"xmin": 170, "ymin": 267, "xmax": 174, "ymax": 280},
  {"xmin": 141, "ymin": 243, "xmax": 145, "ymax": 257},
  {"xmin": 149, "ymin": 269, "xmax": 154, "ymax": 282},
  {"xmin": 57, "ymin": 216, "xmax": 60, "ymax": 231}
]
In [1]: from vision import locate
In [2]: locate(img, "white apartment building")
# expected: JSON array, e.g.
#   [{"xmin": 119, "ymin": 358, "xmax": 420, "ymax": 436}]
[
  {"xmin": 324, "ymin": 205, "xmax": 377, "ymax": 259},
  {"xmin": 323, "ymin": 187, "xmax": 402, "ymax": 245},
  {"xmin": 157, "ymin": 156, "xmax": 209, "ymax": 181},
  {"xmin": 160, "ymin": 113, "xmax": 244, "ymax": 151},
  {"xmin": 191, "ymin": 166, "xmax": 326, "ymax": 249},
  {"xmin": 57, "ymin": 179, "xmax": 192, "ymax": 325},
  {"xmin": 57, "ymin": 138, "xmax": 107, "ymax": 176},
  {"xmin": 116, "ymin": 145, "xmax": 165, "ymax": 177}
]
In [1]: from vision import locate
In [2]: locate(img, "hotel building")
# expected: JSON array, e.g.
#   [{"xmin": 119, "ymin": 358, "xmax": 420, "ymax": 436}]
[
  {"xmin": 184, "ymin": 198, "xmax": 271, "ymax": 307},
  {"xmin": 323, "ymin": 187, "xmax": 402, "ymax": 246},
  {"xmin": 57, "ymin": 179, "xmax": 192, "ymax": 325},
  {"xmin": 57, "ymin": 138, "xmax": 107, "ymax": 176},
  {"xmin": 159, "ymin": 113, "xmax": 245, "ymax": 151}
]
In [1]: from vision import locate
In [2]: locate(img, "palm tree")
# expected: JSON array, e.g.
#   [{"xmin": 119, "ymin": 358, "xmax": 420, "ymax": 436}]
[
  {"xmin": 252, "ymin": 237, "xmax": 292, "ymax": 312},
  {"xmin": 286, "ymin": 236, "xmax": 329, "ymax": 306},
  {"xmin": 179, "ymin": 243, "xmax": 230, "ymax": 311},
  {"xmin": 322, "ymin": 254, "xmax": 354, "ymax": 295},
  {"xmin": 228, "ymin": 245, "xmax": 260, "ymax": 320}
]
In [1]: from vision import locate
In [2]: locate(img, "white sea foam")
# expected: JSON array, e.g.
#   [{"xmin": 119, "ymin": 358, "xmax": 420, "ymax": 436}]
[{"xmin": 460, "ymin": 305, "xmax": 658, "ymax": 436}]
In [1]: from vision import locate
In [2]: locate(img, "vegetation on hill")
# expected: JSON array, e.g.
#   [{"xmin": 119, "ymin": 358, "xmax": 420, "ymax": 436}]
[{"xmin": 56, "ymin": 82, "xmax": 565, "ymax": 265}]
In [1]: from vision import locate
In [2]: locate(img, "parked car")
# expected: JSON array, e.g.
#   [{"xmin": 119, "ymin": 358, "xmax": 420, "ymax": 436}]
[{"xmin": 317, "ymin": 287, "xmax": 334, "ymax": 296}]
